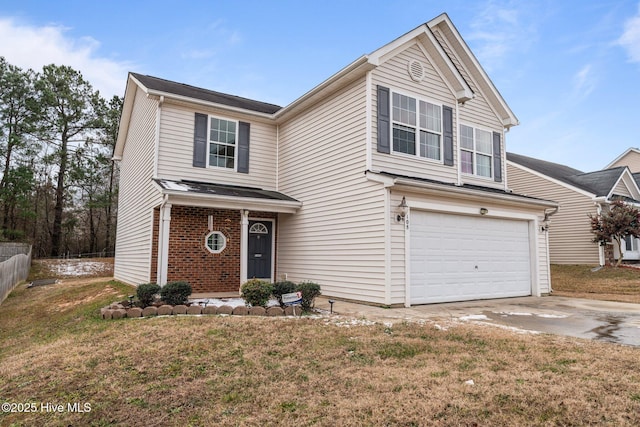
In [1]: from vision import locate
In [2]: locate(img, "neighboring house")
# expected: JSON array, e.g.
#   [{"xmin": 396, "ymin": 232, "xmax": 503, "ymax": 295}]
[
  {"xmin": 114, "ymin": 13, "xmax": 557, "ymax": 307},
  {"xmin": 606, "ymin": 148, "xmax": 640, "ymax": 173},
  {"xmin": 507, "ymin": 152, "xmax": 640, "ymax": 265}
]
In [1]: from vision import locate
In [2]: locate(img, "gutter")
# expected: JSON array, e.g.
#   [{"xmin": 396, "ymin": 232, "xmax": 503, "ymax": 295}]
[
  {"xmin": 389, "ymin": 175, "xmax": 558, "ymax": 208},
  {"xmin": 274, "ymin": 56, "xmax": 375, "ymax": 122}
]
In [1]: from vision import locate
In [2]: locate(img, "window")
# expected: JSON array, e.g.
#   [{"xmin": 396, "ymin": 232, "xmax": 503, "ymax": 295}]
[
  {"xmin": 249, "ymin": 223, "xmax": 269, "ymax": 234},
  {"xmin": 209, "ymin": 117, "xmax": 236, "ymax": 169},
  {"xmin": 460, "ymin": 124, "xmax": 492, "ymax": 178},
  {"xmin": 391, "ymin": 92, "xmax": 442, "ymax": 161},
  {"xmin": 205, "ymin": 231, "xmax": 227, "ymax": 253},
  {"xmin": 625, "ymin": 235, "xmax": 638, "ymax": 252}
]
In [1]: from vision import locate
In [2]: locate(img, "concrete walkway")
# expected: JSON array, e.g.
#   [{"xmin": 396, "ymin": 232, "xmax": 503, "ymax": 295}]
[{"xmin": 314, "ymin": 295, "xmax": 640, "ymax": 347}]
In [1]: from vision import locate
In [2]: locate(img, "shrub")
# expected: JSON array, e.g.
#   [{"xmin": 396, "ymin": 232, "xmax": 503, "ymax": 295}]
[
  {"xmin": 272, "ymin": 280, "xmax": 297, "ymax": 308},
  {"xmin": 296, "ymin": 281, "xmax": 321, "ymax": 311},
  {"xmin": 160, "ymin": 281, "xmax": 192, "ymax": 305},
  {"xmin": 241, "ymin": 279, "xmax": 274, "ymax": 307},
  {"xmin": 137, "ymin": 283, "xmax": 160, "ymax": 307}
]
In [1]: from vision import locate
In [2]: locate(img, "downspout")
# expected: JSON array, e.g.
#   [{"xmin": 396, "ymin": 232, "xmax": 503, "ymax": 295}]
[
  {"xmin": 276, "ymin": 124, "xmax": 279, "ymax": 191},
  {"xmin": 455, "ymin": 101, "xmax": 461, "ymax": 186},
  {"xmin": 366, "ymin": 70, "xmax": 373, "ymax": 171},
  {"xmin": 542, "ymin": 206, "xmax": 559, "ymax": 292},
  {"xmin": 152, "ymin": 96, "xmax": 164, "ymax": 179}
]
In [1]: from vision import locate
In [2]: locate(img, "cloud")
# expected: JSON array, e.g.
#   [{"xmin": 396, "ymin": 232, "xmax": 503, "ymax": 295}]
[
  {"xmin": 466, "ymin": 1, "xmax": 537, "ymax": 71},
  {"xmin": 0, "ymin": 17, "xmax": 133, "ymax": 97},
  {"xmin": 617, "ymin": 4, "xmax": 640, "ymax": 63},
  {"xmin": 573, "ymin": 64, "xmax": 596, "ymax": 99}
]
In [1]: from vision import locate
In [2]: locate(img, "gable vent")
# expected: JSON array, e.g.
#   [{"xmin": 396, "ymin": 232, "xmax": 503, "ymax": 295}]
[{"xmin": 408, "ymin": 60, "xmax": 425, "ymax": 82}]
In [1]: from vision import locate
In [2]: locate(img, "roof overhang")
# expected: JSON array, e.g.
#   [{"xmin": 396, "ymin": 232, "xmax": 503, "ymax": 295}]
[
  {"xmin": 153, "ymin": 180, "xmax": 302, "ymax": 214},
  {"xmin": 367, "ymin": 171, "xmax": 558, "ymax": 209},
  {"xmin": 367, "ymin": 24, "xmax": 474, "ymax": 104},
  {"xmin": 427, "ymin": 13, "xmax": 519, "ymax": 128},
  {"xmin": 274, "ymin": 56, "xmax": 376, "ymax": 122}
]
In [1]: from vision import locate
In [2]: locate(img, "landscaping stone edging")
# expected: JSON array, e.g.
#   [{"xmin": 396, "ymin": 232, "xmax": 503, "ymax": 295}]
[{"xmin": 101, "ymin": 303, "xmax": 304, "ymax": 319}]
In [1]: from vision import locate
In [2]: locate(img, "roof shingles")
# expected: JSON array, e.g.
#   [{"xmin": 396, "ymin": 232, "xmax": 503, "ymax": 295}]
[
  {"xmin": 507, "ymin": 152, "xmax": 628, "ymax": 197},
  {"xmin": 131, "ymin": 73, "xmax": 282, "ymax": 115}
]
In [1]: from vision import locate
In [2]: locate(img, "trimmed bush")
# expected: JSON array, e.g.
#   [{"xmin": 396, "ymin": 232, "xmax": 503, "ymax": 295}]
[
  {"xmin": 241, "ymin": 279, "xmax": 274, "ymax": 307},
  {"xmin": 296, "ymin": 281, "xmax": 321, "ymax": 311},
  {"xmin": 136, "ymin": 283, "xmax": 160, "ymax": 308},
  {"xmin": 272, "ymin": 280, "xmax": 297, "ymax": 308},
  {"xmin": 160, "ymin": 281, "xmax": 192, "ymax": 306}
]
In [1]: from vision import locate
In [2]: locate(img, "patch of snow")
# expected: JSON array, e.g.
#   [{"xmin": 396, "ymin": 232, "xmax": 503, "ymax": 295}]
[
  {"xmin": 189, "ymin": 297, "xmax": 280, "ymax": 308},
  {"xmin": 536, "ymin": 313, "xmax": 569, "ymax": 319},
  {"xmin": 333, "ymin": 318, "xmax": 377, "ymax": 327},
  {"xmin": 459, "ymin": 314, "xmax": 489, "ymax": 321},
  {"xmin": 496, "ymin": 312, "xmax": 533, "ymax": 317},
  {"xmin": 163, "ymin": 180, "xmax": 189, "ymax": 191},
  {"xmin": 48, "ymin": 260, "xmax": 111, "ymax": 277}
]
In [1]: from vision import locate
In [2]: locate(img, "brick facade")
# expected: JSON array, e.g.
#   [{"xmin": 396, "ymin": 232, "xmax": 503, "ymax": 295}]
[{"xmin": 151, "ymin": 206, "xmax": 277, "ymax": 293}]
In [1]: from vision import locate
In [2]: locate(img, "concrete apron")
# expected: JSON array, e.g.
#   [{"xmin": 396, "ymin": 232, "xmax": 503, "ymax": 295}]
[{"xmin": 314, "ymin": 296, "xmax": 640, "ymax": 347}]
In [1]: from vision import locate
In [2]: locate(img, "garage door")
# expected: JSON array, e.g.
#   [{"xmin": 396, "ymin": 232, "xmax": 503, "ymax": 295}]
[{"xmin": 410, "ymin": 211, "xmax": 531, "ymax": 304}]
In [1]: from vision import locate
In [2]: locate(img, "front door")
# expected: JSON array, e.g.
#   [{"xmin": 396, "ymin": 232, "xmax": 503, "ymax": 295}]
[{"xmin": 247, "ymin": 220, "xmax": 273, "ymax": 280}]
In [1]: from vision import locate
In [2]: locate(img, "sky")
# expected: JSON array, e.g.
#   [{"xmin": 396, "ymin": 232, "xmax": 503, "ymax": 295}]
[{"xmin": 0, "ymin": 0, "xmax": 639, "ymax": 172}]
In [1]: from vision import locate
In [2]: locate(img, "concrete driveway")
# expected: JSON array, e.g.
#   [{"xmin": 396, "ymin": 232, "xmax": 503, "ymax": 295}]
[{"xmin": 315, "ymin": 296, "xmax": 640, "ymax": 347}]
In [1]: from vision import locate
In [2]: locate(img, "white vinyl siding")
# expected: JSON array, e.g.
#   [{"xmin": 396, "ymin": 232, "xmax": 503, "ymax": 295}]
[
  {"xmin": 371, "ymin": 42, "xmax": 506, "ymax": 190},
  {"xmin": 371, "ymin": 45, "xmax": 458, "ymax": 183},
  {"xmin": 277, "ymin": 78, "xmax": 389, "ymax": 305},
  {"xmin": 114, "ymin": 87, "xmax": 163, "ymax": 285},
  {"xmin": 431, "ymin": 27, "xmax": 506, "ymax": 189},
  {"xmin": 507, "ymin": 162, "xmax": 600, "ymax": 264},
  {"xmin": 156, "ymin": 102, "xmax": 278, "ymax": 189},
  {"xmin": 612, "ymin": 179, "xmax": 633, "ymax": 198},
  {"xmin": 609, "ymin": 151, "xmax": 640, "ymax": 173}
]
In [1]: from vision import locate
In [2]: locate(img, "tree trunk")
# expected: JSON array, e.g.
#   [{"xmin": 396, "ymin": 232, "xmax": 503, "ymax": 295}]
[
  {"xmin": 615, "ymin": 237, "xmax": 624, "ymax": 268},
  {"xmin": 104, "ymin": 160, "xmax": 115, "ymax": 253},
  {"xmin": 1, "ymin": 126, "xmax": 14, "ymax": 232},
  {"xmin": 51, "ymin": 130, "xmax": 68, "ymax": 257}
]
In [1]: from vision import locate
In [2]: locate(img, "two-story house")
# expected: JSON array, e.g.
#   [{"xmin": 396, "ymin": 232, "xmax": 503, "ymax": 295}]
[{"xmin": 113, "ymin": 13, "xmax": 557, "ymax": 307}]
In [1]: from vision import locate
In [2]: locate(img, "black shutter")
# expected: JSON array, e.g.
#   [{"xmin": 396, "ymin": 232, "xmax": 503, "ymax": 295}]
[
  {"xmin": 377, "ymin": 86, "xmax": 390, "ymax": 154},
  {"xmin": 443, "ymin": 105, "xmax": 453, "ymax": 166},
  {"xmin": 493, "ymin": 131, "xmax": 502, "ymax": 182},
  {"xmin": 237, "ymin": 121, "xmax": 250, "ymax": 174},
  {"xmin": 193, "ymin": 113, "xmax": 207, "ymax": 168}
]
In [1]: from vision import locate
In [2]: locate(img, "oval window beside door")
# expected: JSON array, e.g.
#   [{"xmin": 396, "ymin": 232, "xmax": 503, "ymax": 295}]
[{"xmin": 205, "ymin": 231, "xmax": 227, "ymax": 254}]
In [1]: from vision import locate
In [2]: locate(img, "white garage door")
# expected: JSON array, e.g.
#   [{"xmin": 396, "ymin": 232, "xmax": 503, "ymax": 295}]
[{"xmin": 410, "ymin": 211, "xmax": 531, "ymax": 304}]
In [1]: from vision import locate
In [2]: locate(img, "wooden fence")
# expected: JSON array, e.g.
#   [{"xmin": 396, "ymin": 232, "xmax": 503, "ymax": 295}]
[{"xmin": 0, "ymin": 245, "xmax": 32, "ymax": 305}]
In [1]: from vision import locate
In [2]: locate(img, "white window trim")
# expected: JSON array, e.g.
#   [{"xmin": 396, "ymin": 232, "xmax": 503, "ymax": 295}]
[
  {"xmin": 205, "ymin": 231, "xmax": 227, "ymax": 254},
  {"xmin": 207, "ymin": 114, "xmax": 238, "ymax": 171},
  {"xmin": 390, "ymin": 89, "xmax": 444, "ymax": 164},
  {"xmin": 459, "ymin": 122, "xmax": 494, "ymax": 180}
]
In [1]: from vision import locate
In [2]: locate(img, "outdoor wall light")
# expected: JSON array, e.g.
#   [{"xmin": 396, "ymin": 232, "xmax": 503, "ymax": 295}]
[
  {"xmin": 479, "ymin": 208, "xmax": 489, "ymax": 215},
  {"xmin": 397, "ymin": 197, "xmax": 408, "ymax": 222}
]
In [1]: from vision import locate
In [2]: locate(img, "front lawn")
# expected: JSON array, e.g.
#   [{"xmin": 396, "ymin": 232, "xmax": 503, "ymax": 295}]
[
  {"xmin": 0, "ymin": 274, "xmax": 639, "ymax": 425},
  {"xmin": 551, "ymin": 264, "xmax": 640, "ymax": 304}
]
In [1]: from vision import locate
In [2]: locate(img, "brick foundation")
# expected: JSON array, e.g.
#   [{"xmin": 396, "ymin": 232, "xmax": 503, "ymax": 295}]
[{"xmin": 151, "ymin": 206, "xmax": 277, "ymax": 293}]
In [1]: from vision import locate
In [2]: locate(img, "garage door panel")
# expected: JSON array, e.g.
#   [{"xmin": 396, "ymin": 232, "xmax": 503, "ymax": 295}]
[{"xmin": 410, "ymin": 211, "xmax": 531, "ymax": 304}]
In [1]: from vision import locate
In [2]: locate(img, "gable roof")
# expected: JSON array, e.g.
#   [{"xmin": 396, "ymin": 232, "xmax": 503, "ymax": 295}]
[
  {"xmin": 507, "ymin": 152, "xmax": 640, "ymax": 200},
  {"xmin": 115, "ymin": 13, "xmax": 517, "ymax": 157},
  {"xmin": 130, "ymin": 73, "xmax": 282, "ymax": 114},
  {"xmin": 605, "ymin": 147, "xmax": 640, "ymax": 169}
]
